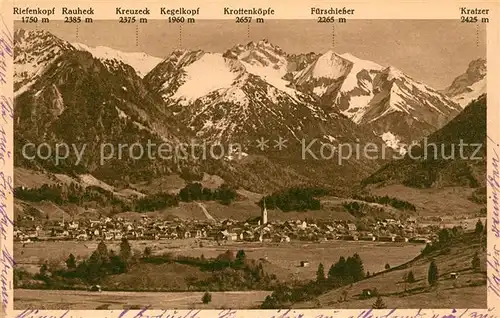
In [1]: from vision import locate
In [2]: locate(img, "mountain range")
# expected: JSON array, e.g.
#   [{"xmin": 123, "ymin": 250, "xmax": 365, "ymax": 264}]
[{"xmin": 13, "ymin": 29, "xmax": 487, "ymax": 192}]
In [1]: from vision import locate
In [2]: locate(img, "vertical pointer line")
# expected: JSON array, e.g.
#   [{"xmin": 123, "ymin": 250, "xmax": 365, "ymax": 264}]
[
  {"xmin": 247, "ymin": 23, "xmax": 250, "ymax": 40},
  {"xmin": 332, "ymin": 23, "xmax": 335, "ymax": 48},
  {"xmin": 476, "ymin": 23, "xmax": 479, "ymax": 47},
  {"xmin": 76, "ymin": 25, "xmax": 79, "ymax": 42},
  {"xmin": 179, "ymin": 24, "xmax": 182, "ymax": 49},
  {"xmin": 135, "ymin": 25, "xmax": 139, "ymax": 47}
]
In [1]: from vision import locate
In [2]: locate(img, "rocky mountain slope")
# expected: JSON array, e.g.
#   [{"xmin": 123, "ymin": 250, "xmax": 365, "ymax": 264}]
[
  {"xmin": 362, "ymin": 94, "xmax": 486, "ymax": 189},
  {"xmin": 444, "ymin": 58, "xmax": 486, "ymax": 108},
  {"xmin": 14, "ymin": 29, "xmax": 190, "ymax": 183}
]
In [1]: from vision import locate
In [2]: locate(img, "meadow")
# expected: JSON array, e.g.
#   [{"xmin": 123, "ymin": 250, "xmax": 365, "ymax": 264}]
[
  {"xmin": 15, "ymin": 239, "xmax": 423, "ymax": 281},
  {"xmin": 14, "ymin": 289, "xmax": 271, "ymax": 310}
]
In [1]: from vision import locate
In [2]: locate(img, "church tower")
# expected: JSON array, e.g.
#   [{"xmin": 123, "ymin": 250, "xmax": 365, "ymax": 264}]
[{"xmin": 261, "ymin": 199, "xmax": 268, "ymax": 225}]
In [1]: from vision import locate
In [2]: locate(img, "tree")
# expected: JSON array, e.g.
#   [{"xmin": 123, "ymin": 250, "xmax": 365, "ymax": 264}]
[
  {"xmin": 328, "ymin": 256, "xmax": 346, "ymax": 281},
  {"xmin": 39, "ymin": 263, "xmax": 48, "ymax": 277},
  {"xmin": 215, "ymin": 184, "xmax": 237, "ymax": 205},
  {"xmin": 472, "ymin": 252, "xmax": 481, "ymax": 271},
  {"xmin": 108, "ymin": 252, "xmax": 127, "ymax": 274},
  {"xmin": 351, "ymin": 253, "xmax": 365, "ymax": 281},
  {"xmin": 341, "ymin": 290, "xmax": 348, "ymax": 302},
  {"xmin": 427, "ymin": 260, "xmax": 439, "ymax": 286},
  {"xmin": 407, "ymin": 270, "xmax": 416, "ymax": 283},
  {"xmin": 385, "ymin": 263, "xmax": 391, "ymax": 270},
  {"xmin": 95, "ymin": 241, "xmax": 109, "ymax": 263},
  {"xmin": 119, "ymin": 237, "xmax": 132, "ymax": 261},
  {"xmin": 366, "ymin": 271, "xmax": 371, "ymax": 277},
  {"xmin": 202, "ymin": 291, "xmax": 212, "ymax": 304},
  {"xmin": 261, "ymin": 295, "xmax": 278, "ymax": 309},
  {"xmin": 86, "ymin": 252, "xmax": 105, "ymax": 282},
  {"xmin": 96, "ymin": 241, "xmax": 109, "ymax": 259},
  {"xmin": 236, "ymin": 250, "xmax": 246, "ymax": 263},
  {"xmin": 438, "ymin": 228, "xmax": 452, "ymax": 244},
  {"xmin": 316, "ymin": 263, "xmax": 326, "ymax": 283},
  {"xmin": 372, "ymin": 295, "xmax": 387, "ymax": 309},
  {"xmin": 402, "ymin": 272, "xmax": 408, "ymax": 291},
  {"xmin": 216, "ymin": 250, "xmax": 235, "ymax": 263},
  {"xmin": 66, "ymin": 253, "xmax": 77, "ymax": 270},
  {"xmin": 143, "ymin": 247, "xmax": 152, "ymax": 258},
  {"xmin": 475, "ymin": 220, "xmax": 484, "ymax": 234}
]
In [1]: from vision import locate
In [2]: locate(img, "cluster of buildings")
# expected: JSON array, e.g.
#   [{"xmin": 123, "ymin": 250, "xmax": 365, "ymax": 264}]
[{"xmin": 14, "ymin": 205, "xmax": 435, "ymax": 244}]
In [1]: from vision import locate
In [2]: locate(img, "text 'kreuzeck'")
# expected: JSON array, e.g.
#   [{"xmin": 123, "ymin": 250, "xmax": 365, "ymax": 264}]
[{"xmin": 116, "ymin": 8, "xmax": 151, "ymax": 15}]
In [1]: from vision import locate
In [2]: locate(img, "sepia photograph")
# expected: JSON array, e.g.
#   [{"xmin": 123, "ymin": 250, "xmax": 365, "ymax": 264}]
[{"xmin": 11, "ymin": 18, "xmax": 488, "ymax": 310}]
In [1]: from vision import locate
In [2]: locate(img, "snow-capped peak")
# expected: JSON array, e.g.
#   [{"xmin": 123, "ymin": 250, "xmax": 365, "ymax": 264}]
[
  {"xmin": 14, "ymin": 29, "xmax": 75, "ymax": 93},
  {"xmin": 384, "ymin": 66, "xmax": 405, "ymax": 81},
  {"xmin": 339, "ymin": 52, "xmax": 384, "ymax": 71},
  {"xmin": 225, "ymin": 39, "xmax": 287, "ymax": 69},
  {"xmin": 293, "ymin": 51, "xmax": 350, "ymax": 88},
  {"xmin": 290, "ymin": 48, "xmax": 460, "ymax": 142},
  {"xmin": 223, "ymin": 39, "xmax": 298, "ymax": 97},
  {"xmin": 444, "ymin": 58, "xmax": 486, "ymax": 107},
  {"xmin": 167, "ymin": 52, "xmax": 244, "ymax": 104},
  {"xmin": 72, "ymin": 42, "xmax": 163, "ymax": 77}
]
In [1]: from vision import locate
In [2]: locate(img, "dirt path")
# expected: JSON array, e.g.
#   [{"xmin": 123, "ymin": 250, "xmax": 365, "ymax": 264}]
[{"xmin": 197, "ymin": 202, "xmax": 216, "ymax": 222}]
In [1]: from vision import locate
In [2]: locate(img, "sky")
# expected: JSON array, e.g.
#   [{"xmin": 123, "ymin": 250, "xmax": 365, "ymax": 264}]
[{"xmin": 16, "ymin": 19, "xmax": 486, "ymax": 89}]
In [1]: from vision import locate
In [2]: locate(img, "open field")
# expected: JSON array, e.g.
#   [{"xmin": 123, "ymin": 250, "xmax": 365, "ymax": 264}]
[
  {"xmin": 369, "ymin": 185, "xmax": 484, "ymax": 217},
  {"xmin": 15, "ymin": 240, "xmax": 423, "ymax": 281},
  {"xmin": 15, "ymin": 289, "xmax": 271, "ymax": 310},
  {"xmin": 295, "ymin": 233, "xmax": 487, "ymax": 309}
]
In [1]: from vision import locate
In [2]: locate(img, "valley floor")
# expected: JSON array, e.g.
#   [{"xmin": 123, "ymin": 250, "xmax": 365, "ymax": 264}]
[
  {"xmin": 15, "ymin": 240, "xmax": 423, "ymax": 282},
  {"xmin": 14, "ymin": 289, "xmax": 271, "ymax": 310}
]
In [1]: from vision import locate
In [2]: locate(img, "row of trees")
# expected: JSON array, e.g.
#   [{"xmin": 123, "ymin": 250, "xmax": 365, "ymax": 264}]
[
  {"xmin": 342, "ymin": 201, "xmax": 368, "ymax": 217},
  {"xmin": 134, "ymin": 183, "xmax": 238, "ymax": 211},
  {"xmin": 29, "ymin": 242, "xmax": 278, "ymax": 293},
  {"xmin": 178, "ymin": 182, "xmax": 237, "ymax": 205},
  {"xmin": 134, "ymin": 192, "xmax": 179, "ymax": 212},
  {"xmin": 423, "ymin": 220, "xmax": 485, "ymax": 255},
  {"xmin": 14, "ymin": 183, "xmax": 122, "ymax": 207},
  {"xmin": 34, "ymin": 238, "xmax": 135, "ymax": 286},
  {"xmin": 258, "ymin": 187, "xmax": 329, "ymax": 212},
  {"xmin": 15, "ymin": 181, "xmax": 239, "ymax": 214},
  {"xmin": 321, "ymin": 254, "xmax": 365, "ymax": 285}
]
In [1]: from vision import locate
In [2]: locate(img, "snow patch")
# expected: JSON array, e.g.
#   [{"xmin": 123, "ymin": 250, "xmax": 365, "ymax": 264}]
[
  {"xmin": 381, "ymin": 132, "xmax": 406, "ymax": 155},
  {"xmin": 72, "ymin": 42, "xmax": 163, "ymax": 77},
  {"xmin": 386, "ymin": 66, "xmax": 404, "ymax": 81},
  {"xmin": 452, "ymin": 77, "xmax": 486, "ymax": 107},
  {"xmin": 310, "ymin": 51, "xmax": 351, "ymax": 79},
  {"xmin": 313, "ymin": 86, "xmax": 327, "ymax": 96},
  {"xmin": 171, "ymin": 53, "xmax": 239, "ymax": 102},
  {"xmin": 115, "ymin": 107, "xmax": 128, "ymax": 119},
  {"xmin": 242, "ymin": 61, "xmax": 298, "ymax": 98}
]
